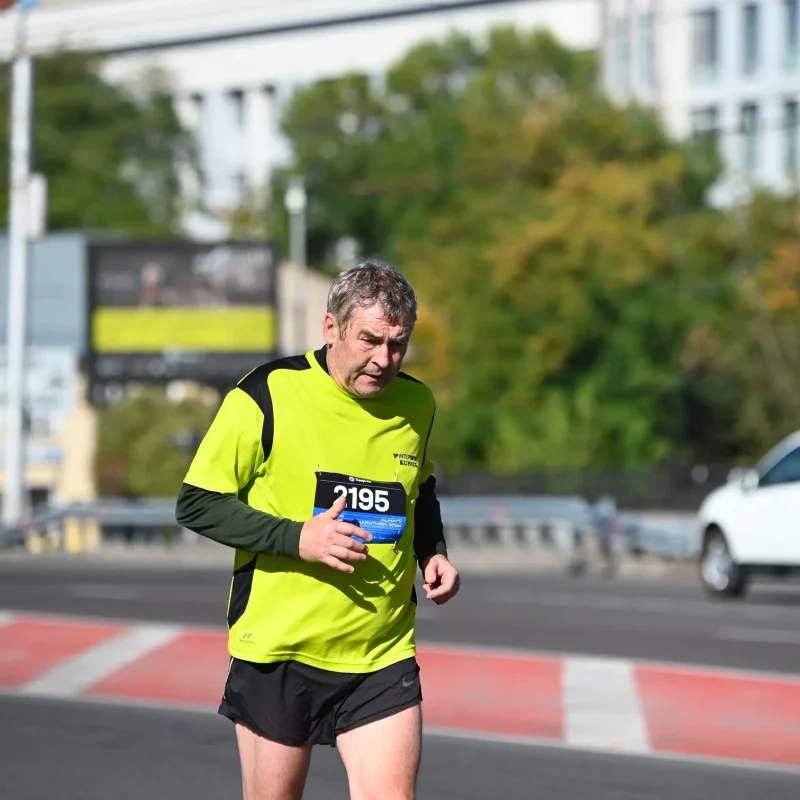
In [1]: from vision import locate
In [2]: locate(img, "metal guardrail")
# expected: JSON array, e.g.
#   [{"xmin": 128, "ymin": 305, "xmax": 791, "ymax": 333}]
[
  {"xmin": 0, "ymin": 495, "xmax": 699, "ymax": 561},
  {"xmin": 617, "ymin": 515, "xmax": 698, "ymax": 560}
]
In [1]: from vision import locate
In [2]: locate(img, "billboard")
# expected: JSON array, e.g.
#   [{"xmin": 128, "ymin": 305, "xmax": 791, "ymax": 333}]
[{"xmin": 86, "ymin": 241, "xmax": 279, "ymax": 395}]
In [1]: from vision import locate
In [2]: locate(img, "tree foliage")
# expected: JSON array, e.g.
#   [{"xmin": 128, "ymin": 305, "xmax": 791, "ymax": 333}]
[
  {"xmin": 0, "ymin": 49, "xmax": 195, "ymax": 236},
  {"xmin": 269, "ymin": 28, "xmax": 596, "ymax": 265},
  {"xmin": 271, "ymin": 26, "xmax": 797, "ymax": 473},
  {"xmin": 396, "ymin": 95, "xmax": 735, "ymax": 471},
  {"xmin": 94, "ymin": 389, "xmax": 215, "ymax": 499},
  {"xmin": 715, "ymin": 191, "xmax": 800, "ymax": 454}
]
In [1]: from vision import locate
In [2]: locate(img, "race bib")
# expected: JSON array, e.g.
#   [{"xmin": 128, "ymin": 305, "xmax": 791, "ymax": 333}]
[{"xmin": 313, "ymin": 471, "xmax": 407, "ymax": 544}]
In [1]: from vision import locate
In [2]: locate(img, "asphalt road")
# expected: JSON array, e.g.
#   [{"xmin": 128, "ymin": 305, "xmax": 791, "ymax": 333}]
[
  {"xmin": 2, "ymin": 556, "xmax": 800, "ymax": 673},
  {"xmin": 1, "ymin": 695, "xmax": 798, "ymax": 800}
]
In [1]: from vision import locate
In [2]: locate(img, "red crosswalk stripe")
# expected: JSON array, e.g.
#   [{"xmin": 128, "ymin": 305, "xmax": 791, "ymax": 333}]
[{"xmin": 2, "ymin": 610, "xmax": 800, "ymax": 772}]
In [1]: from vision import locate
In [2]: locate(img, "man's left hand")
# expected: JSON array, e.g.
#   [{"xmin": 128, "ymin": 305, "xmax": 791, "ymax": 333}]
[{"xmin": 422, "ymin": 555, "xmax": 461, "ymax": 605}]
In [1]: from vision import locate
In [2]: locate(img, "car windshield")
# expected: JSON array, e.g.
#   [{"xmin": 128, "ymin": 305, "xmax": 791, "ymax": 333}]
[{"xmin": 755, "ymin": 434, "xmax": 800, "ymax": 477}]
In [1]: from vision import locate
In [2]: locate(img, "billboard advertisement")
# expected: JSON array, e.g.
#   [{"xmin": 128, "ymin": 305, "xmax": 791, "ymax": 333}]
[{"xmin": 86, "ymin": 241, "xmax": 279, "ymax": 395}]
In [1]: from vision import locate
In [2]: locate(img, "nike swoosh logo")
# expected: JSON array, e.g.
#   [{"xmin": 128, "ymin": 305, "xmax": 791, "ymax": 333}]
[{"xmin": 402, "ymin": 677, "xmax": 415, "ymax": 688}]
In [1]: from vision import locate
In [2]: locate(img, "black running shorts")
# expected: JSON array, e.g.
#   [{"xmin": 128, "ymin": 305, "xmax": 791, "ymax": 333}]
[{"xmin": 218, "ymin": 656, "xmax": 422, "ymax": 748}]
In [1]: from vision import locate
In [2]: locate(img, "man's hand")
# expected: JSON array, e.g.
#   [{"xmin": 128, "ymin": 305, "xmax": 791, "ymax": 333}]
[
  {"xmin": 422, "ymin": 554, "xmax": 460, "ymax": 605},
  {"xmin": 299, "ymin": 494, "xmax": 373, "ymax": 573}
]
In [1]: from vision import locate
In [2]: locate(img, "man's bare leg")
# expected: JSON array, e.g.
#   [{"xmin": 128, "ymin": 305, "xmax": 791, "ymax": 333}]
[
  {"xmin": 235, "ymin": 722, "xmax": 313, "ymax": 800},
  {"xmin": 336, "ymin": 705, "xmax": 422, "ymax": 800}
]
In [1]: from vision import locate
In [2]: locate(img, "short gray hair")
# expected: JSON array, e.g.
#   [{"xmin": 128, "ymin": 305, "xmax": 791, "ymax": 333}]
[{"xmin": 327, "ymin": 259, "xmax": 417, "ymax": 336}]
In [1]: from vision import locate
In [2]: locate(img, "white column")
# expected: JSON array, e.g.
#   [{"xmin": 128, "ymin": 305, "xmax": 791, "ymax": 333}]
[
  {"xmin": 244, "ymin": 86, "xmax": 274, "ymax": 205},
  {"xmin": 763, "ymin": 96, "xmax": 783, "ymax": 191},
  {"xmin": 175, "ymin": 91, "xmax": 203, "ymax": 132},
  {"xmin": 763, "ymin": 1, "xmax": 787, "ymax": 191},
  {"xmin": 659, "ymin": 0, "xmax": 692, "ymax": 140}
]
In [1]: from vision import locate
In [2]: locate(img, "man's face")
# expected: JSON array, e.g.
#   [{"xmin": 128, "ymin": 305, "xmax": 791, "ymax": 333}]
[{"xmin": 323, "ymin": 303, "xmax": 411, "ymax": 397}]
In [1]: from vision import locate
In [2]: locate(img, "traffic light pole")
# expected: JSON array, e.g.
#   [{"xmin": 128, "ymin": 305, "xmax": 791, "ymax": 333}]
[{"xmin": 3, "ymin": 3, "xmax": 33, "ymax": 527}]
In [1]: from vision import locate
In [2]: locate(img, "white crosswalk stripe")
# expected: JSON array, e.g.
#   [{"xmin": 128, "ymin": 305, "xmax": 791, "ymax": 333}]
[
  {"xmin": 563, "ymin": 656, "xmax": 651, "ymax": 754},
  {"xmin": 20, "ymin": 624, "xmax": 181, "ymax": 698}
]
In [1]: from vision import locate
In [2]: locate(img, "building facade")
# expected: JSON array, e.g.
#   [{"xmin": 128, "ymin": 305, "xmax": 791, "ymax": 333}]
[
  {"xmin": 0, "ymin": 0, "xmax": 599, "ymax": 238},
  {"xmin": 0, "ymin": 231, "xmax": 335, "ymax": 518},
  {"xmin": 602, "ymin": 0, "xmax": 800, "ymax": 203},
  {"xmin": 0, "ymin": 234, "xmax": 85, "ymax": 514}
]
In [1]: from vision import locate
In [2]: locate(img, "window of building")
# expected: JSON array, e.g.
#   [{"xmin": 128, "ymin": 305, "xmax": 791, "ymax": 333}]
[
  {"xmin": 611, "ymin": 13, "xmax": 630, "ymax": 89},
  {"xmin": 785, "ymin": 100, "xmax": 799, "ymax": 175},
  {"xmin": 786, "ymin": 0, "xmax": 799, "ymax": 70},
  {"xmin": 691, "ymin": 8, "xmax": 719, "ymax": 82},
  {"xmin": 691, "ymin": 106, "xmax": 720, "ymax": 145},
  {"xmin": 227, "ymin": 89, "xmax": 245, "ymax": 127},
  {"xmin": 189, "ymin": 92, "xmax": 204, "ymax": 126},
  {"xmin": 233, "ymin": 171, "xmax": 247, "ymax": 205},
  {"xmin": 29, "ymin": 488, "xmax": 50, "ymax": 512},
  {"xmin": 743, "ymin": 3, "xmax": 760, "ymax": 76},
  {"xmin": 741, "ymin": 103, "xmax": 760, "ymax": 179},
  {"xmin": 638, "ymin": 11, "xmax": 655, "ymax": 87}
]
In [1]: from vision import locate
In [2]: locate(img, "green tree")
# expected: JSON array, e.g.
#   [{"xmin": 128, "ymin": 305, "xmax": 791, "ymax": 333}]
[
  {"xmin": 94, "ymin": 388, "xmax": 215, "ymax": 498},
  {"xmin": 398, "ymin": 103, "xmax": 731, "ymax": 471},
  {"xmin": 272, "ymin": 24, "xmax": 754, "ymax": 474},
  {"xmin": 0, "ymin": 49, "xmax": 196, "ymax": 235},
  {"xmin": 267, "ymin": 73, "xmax": 386, "ymax": 266},
  {"xmin": 379, "ymin": 36, "xmax": 732, "ymax": 472},
  {"xmin": 269, "ymin": 27, "xmax": 595, "ymax": 268},
  {"xmin": 714, "ymin": 190, "xmax": 800, "ymax": 457}
]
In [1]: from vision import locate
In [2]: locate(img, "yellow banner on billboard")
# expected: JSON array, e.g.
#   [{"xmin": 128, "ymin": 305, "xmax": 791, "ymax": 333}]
[{"xmin": 92, "ymin": 307, "xmax": 277, "ymax": 353}]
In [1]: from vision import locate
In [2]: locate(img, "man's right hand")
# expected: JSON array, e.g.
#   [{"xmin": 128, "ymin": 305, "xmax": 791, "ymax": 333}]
[{"xmin": 299, "ymin": 494, "xmax": 373, "ymax": 573}]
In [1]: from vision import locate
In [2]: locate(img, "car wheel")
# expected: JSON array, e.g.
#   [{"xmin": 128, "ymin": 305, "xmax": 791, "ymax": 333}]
[{"xmin": 700, "ymin": 528, "xmax": 749, "ymax": 598}]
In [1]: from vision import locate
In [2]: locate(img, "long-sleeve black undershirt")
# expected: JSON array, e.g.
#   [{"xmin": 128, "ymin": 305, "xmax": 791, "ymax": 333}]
[{"xmin": 175, "ymin": 475, "xmax": 447, "ymax": 570}]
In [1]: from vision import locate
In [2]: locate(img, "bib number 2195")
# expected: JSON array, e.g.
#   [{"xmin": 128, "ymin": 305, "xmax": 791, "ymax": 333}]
[
  {"xmin": 313, "ymin": 471, "xmax": 407, "ymax": 545},
  {"xmin": 333, "ymin": 484, "xmax": 390, "ymax": 513}
]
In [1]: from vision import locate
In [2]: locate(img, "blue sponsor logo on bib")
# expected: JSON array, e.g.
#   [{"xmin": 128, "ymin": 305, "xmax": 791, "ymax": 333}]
[{"xmin": 313, "ymin": 472, "xmax": 407, "ymax": 544}]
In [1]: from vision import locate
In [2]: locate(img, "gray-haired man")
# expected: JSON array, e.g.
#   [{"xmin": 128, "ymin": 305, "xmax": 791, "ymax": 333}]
[{"xmin": 176, "ymin": 259, "xmax": 460, "ymax": 800}]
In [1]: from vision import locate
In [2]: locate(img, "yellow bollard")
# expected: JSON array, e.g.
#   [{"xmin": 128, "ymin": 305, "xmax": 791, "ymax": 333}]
[
  {"xmin": 64, "ymin": 517, "xmax": 83, "ymax": 553},
  {"xmin": 83, "ymin": 520, "xmax": 100, "ymax": 552}
]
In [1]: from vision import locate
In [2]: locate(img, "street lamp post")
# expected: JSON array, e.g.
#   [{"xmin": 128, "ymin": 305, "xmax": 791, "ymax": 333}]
[
  {"xmin": 284, "ymin": 177, "xmax": 307, "ymax": 354},
  {"xmin": 3, "ymin": 0, "xmax": 37, "ymax": 527}
]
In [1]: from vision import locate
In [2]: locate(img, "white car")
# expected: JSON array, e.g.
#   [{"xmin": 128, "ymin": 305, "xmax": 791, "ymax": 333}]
[{"xmin": 697, "ymin": 431, "xmax": 800, "ymax": 598}]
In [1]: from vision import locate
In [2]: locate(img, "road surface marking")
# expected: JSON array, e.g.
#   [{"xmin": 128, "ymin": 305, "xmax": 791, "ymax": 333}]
[
  {"xmin": 20, "ymin": 624, "xmax": 180, "ymax": 698},
  {"xmin": 563, "ymin": 657, "xmax": 650, "ymax": 754},
  {"xmin": 0, "ymin": 611, "xmax": 14, "ymax": 628},
  {"xmin": 532, "ymin": 594, "xmax": 714, "ymax": 614},
  {"xmin": 68, "ymin": 584, "xmax": 143, "ymax": 601},
  {"xmin": 716, "ymin": 627, "xmax": 800, "ymax": 645},
  {"xmin": 6, "ymin": 608, "xmax": 800, "ymax": 687},
  {"xmin": 527, "ymin": 593, "xmax": 799, "ymax": 622},
  {"xmin": 4, "ymin": 610, "xmax": 800, "ymax": 774}
]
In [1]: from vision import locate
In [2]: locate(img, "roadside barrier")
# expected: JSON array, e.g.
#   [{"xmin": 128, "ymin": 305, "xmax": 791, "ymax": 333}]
[{"xmin": 0, "ymin": 495, "xmax": 698, "ymax": 563}]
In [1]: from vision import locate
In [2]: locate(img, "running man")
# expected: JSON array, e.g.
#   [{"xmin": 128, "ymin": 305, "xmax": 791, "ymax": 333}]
[{"xmin": 175, "ymin": 259, "xmax": 460, "ymax": 800}]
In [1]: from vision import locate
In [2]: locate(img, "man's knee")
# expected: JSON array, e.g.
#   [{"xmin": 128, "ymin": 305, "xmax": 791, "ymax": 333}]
[
  {"xmin": 236, "ymin": 722, "xmax": 311, "ymax": 800},
  {"xmin": 347, "ymin": 770, "xmax": 419, "ymax": 800}
]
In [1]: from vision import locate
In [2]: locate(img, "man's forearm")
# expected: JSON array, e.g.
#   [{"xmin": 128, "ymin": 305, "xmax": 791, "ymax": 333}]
[
  {"xmin": 413, "ymin": 476, "xmax": 448, "ymax": 569},
  {"xmin": 175, "ymin": 483, "xmax": 303, "ymax": 556}
]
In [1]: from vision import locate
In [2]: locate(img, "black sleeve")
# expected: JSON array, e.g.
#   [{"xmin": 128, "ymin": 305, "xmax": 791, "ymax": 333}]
[
  {"xmin": 413, "ymin": 475, "xmax": 448, "ymax": 570},
  {"xmin": 175, "ymin": 483, "xmax": 303, "ymax": 557}
]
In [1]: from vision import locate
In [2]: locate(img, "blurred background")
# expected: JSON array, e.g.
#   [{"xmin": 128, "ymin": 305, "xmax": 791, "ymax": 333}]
[{"xmin": 2, "ymin": 1, "xmax": 800, "ymax": 798}]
